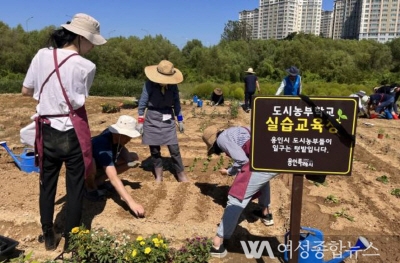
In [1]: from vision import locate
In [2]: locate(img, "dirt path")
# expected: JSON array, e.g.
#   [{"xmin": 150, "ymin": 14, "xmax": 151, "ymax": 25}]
[{"xmin": 0, "ymin": 94, "xmax": 399, "ymax": 262}]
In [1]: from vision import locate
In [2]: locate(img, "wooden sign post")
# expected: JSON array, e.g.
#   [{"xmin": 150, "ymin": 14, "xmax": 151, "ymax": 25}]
[{"xmin": 250, "ymin": 96, "xmax": 358, "ymax": 262}]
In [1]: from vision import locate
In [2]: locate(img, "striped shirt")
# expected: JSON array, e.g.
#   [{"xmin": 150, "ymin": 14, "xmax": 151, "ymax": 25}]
[{"xmin": 216, "ymin": 126, "xmax": 250, "ymax": 175}]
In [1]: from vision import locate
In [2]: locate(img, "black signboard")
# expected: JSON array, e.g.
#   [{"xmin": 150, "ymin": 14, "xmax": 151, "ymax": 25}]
[{"xmin": 250, "ymin": 96, "xmax": 358, "ymax": 175}]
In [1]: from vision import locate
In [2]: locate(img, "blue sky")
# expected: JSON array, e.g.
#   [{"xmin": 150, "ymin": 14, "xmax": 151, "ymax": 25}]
[{"xmin": 1, "ymin": 0, "xmax": 334, "ymax": 47}]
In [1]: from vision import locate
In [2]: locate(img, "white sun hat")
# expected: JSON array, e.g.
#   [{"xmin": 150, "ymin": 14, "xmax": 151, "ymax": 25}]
[
  {"xmin": 108, "ymin": 115, "xmax": 141, "ymax": 138},
  {"xmin": 61, "ymin": 13, "xmax": 106, "ymax": 45}
]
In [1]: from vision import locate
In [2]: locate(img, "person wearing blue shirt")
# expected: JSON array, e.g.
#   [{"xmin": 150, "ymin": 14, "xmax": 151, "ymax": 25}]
[
  {"xmin": 276, "ymin": 66, "xmax": 302, "ymax": 96},
  {"xmin": 86, "ymin": 115, "xmax": 145, "ymax": 217}
]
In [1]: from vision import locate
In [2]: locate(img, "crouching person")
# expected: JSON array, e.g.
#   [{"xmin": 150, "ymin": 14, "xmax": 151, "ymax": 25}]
[
  {"xmin": 85, "ymin": 115, "xmax": 145, "ymax": 218},
  {"xmin": 202, "ymin": 125, "xmax": 279, "ymax": 258}
]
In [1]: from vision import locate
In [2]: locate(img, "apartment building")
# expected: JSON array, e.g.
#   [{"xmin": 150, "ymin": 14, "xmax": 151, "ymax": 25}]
[
  {"xmin": 239, "ymin": 8, "xmax": 260, "ymax": 38},
  {"xmin": 239, "ymin": 0, "xmax": 400, "ymax": 43},
  {"xmin": 301, "ymin": 0, "xmax": 322, "ymax": 35},
  {"xmin": 239, "ymin": 0, "xmax": 322, "ymax": 40},
  {"xmin": 358, "ymin": 0, "xmax": 400, "ymax": 43},
  {"xmin": 321, "ymin": 10, "xmax": 334, "ymax": 38},
  {"xmin": 332, "ymin": 0, "xmax": 362, "ymax": 39}
]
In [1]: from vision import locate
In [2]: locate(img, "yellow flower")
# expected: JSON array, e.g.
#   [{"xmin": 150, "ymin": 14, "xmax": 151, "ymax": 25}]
[
  {"xmin": 131, "ymin": 249, "xmax": 137, "ymax": 257},
  {"xmin": 136, "ymin": 236, "xmax": 143, "ymax": 241},
  {"xmin": 144, "ymin": 247, "xmax": 151, "ymax": 254},
  {"xmin": 152, "ymin": 238, "xmax": 159, "ymax": 244},
  {"xmin": 84, "ymin": 230, "xmax": 90, "ymax": 234},
  {"xmin": 163, "ymin": 244, "xmax": 167, "ymax": 249},
  {"xmin": 159, "ymin": 239, "xmax": 164, "ymax": 244},
  {"xmin": 71, "ymin": 227, "xmax": 80, "ymax": 234},
  {"xmin": 157, "ymin": 234, "xmax": 162, "ymax": 239},
  {"xmin": 140, "ymin": 241, "xmax": 145, "ymax": 246},
  {"xmin": 155, "ymin": 243, "xmax": 160, "ymax": 247}
]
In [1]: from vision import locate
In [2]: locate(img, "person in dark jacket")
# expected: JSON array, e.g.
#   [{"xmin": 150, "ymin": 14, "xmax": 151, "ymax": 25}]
[
  {"xmin": 210, "ymin": 88, "xmax": 224, "ymax": 106},
  {"xmin": 202, "ymin": 125, "xmax": 278, "ymax": 258},
  {"xmin": 136, "ymin": 60, "xmax": 189, "ymax": 182},
  {"xmin": 367, "ymin": 93, "xmax": 398, "ymax": 119},
  {"xmin": 374, "ymin": 83, "xmax": 400, "ymax": 114},
  {"xmin": 243, "ymin": 68, "xmax": 260, "ymax": 112},
  {"xmin": 276, "ymin": 66, "xmax": 302, "ymax": 96}
]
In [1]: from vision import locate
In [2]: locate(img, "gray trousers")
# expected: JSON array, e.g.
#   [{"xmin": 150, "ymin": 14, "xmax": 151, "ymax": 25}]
[
  {"xmin": 216, "ymin": 171, "xmax": 278, "ymax": 239},
  {"xmin": 149, "ymin": 144, "xmax": 185, "ymax": 173}
]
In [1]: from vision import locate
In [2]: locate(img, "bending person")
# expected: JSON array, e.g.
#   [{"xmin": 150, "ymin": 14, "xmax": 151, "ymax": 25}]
[
  {"xmin": 210, "ymin": 88, "xmax": 224, "ymax": 106},
  {"xmin": 86, "ymin": 115, "xmax": 145, "ymax": 217},
  {"xmin": 202, "ymin": 125, "xmax": 278, "ymax": 258}
]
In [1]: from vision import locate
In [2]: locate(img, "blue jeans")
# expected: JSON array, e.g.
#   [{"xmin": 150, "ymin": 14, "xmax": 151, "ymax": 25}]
[
  {"xmin": 376, "ymin": 97, "xmax": 394, "ymax": 113},
  {"xmin": 216, "ymin": 171, "xmax": 278, "ymax": 239},
  {"xmin": 40, "ymin": 124, "xmax": 85, "ymax": 244}
]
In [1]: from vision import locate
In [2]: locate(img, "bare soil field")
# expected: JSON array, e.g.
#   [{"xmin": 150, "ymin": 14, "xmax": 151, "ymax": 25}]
[{"xmin": 0, "ymin": 94, "xmax": 399, "ymax": 262}]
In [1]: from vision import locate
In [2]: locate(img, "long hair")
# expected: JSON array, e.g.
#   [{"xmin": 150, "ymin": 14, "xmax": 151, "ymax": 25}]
[{"xmin": 48, "ymin": 22, "xmax": 77, "ymax": 48}]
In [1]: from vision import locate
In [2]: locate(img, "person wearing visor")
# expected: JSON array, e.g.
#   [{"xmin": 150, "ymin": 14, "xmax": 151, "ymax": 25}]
[
  {"xmin": 21, "ymin": 13, "xmax": 106, "ymax": 251},
  {"xmin": 202, "ymin": 125, "xmax": 279, "ymax": 258},
  {"xmin": 136, "ymin": 60, "xmax": 189, "ymax": 182}
]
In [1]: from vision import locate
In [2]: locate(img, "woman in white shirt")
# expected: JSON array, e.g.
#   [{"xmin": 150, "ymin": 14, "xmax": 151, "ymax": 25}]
[{"xmin": 21, "ymin": 13, "xmax": 106, "ymax": 252}]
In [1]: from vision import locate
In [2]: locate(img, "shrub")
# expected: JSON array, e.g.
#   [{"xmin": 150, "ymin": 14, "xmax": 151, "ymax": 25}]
[{"xmin": 170, "ymin": 237, "xmax": 212, "ymax": 263}]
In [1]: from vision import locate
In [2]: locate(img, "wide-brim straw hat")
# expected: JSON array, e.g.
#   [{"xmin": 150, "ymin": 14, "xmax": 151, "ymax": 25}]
[
  {"xmin": 61, "ymin": 13, "xmax": 106, "ymax": 46},
  {"xmin": 245, "ymin": 67, "xmax": 255, "ymax": 74},
  {"xmin": 214, "ymin": 88, "xmax": 223, "ymax": 96},
  {"xmin": 144, "ymin": 60, "xmax": 183, "ymax": 84},
  {"xmin": 202, "ymin": 125, "xmax": 219, "ymax": 155},
  {"xmin": 286, "ymin": 66, "xmax": 299, "ymax": 76},
  {"xmin": 109, "ymin": 115, "xmax": 141, "ymax": 138}
]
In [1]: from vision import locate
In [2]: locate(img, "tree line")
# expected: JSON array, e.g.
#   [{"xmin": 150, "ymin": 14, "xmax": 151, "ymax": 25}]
[{"xmin": 1, "ymin": 20, "xmax": 400, "ymax": 98}]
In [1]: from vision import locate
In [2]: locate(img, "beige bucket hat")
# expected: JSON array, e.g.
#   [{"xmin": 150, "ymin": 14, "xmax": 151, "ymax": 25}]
[
  {"xmin": 202, "ymin": 125, "xmax": 220, "ymax": 155},
  {"xmin": 109, "ymin": 115, "xmax": 141, "ymax": 138},
  {"xmin": 245, "ymin": 67, "xmax": 255, "ymax": 74},
  {"xmin": 61, "ymin": 13, "xmax": 106, "ymax": 45},
  {"xmin": 144, "ymin": 60, "xmax": 183, "ymax": 84}
]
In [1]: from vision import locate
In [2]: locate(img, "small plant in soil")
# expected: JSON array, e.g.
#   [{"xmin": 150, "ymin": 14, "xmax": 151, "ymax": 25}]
[
  {"xmin": 188, "ymin": 157, "xmax": 199, "ymax": 172},
  {"xmin": 101, "ymin": 103, "xmax": 121, "ymax": 113},
  {"xmin": 334, "ymin": 208, "xmax": 354, "ymax": 222},
  {"xmin": 325, "ymin": 194, "xmax": 339, "ymax": 204},
  {"xmin": 201, "ymin": 161, "xmax": 209, "ymax": 172},
  {"xmin": 376, "ymin": 175, "xmax": 389, "ymax": 184},
  {"xmin": 367, "ymin": 164, "xmax": 376, "ymax": 171},
  {"xmin": 391, "ymin": 188, "xmax": 400, "ymax": 198}
]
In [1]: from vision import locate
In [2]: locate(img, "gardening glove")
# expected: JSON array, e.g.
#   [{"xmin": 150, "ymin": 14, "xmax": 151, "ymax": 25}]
[
  {"xmin": 137, "ymin": 116, "xmax": 144, "ymax": 134},
  {"xmin": 177, "ymin": 115, "xmax": 184, "ymax": 133},
  {"xmin": 178, "ymin": 121, "xmax": 184, "ymax": 133}
]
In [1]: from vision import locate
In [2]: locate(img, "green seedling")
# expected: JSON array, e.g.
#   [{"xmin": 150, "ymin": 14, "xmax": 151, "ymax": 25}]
[
  {"xmin": 325, "ymin": 195, "xmax": 339, "ymax": 204},
  {"xmin": 334, "ymin": 208, "xmax": 354, "ymax": 222},
  {"xmin": 367, "ymin": 164, "xmax": 376, "ymax": 171},
  {"xmin": 218, "ymin": 155, "xmax": 224, "ymax": 166},
  {"xmin": 201, "ymin": 161, "xmax": 209, "ymax": 172},
  {"xmin": 336, "ymin": 109, "xmax": 348, "ymax": 123},
  {"xmin": 376, "ymin": 175, "xmax": 389, "ymax": 184},
  {"xmin": 390, "ymin": 188, "xmax": 400, "ymax": 198}
]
